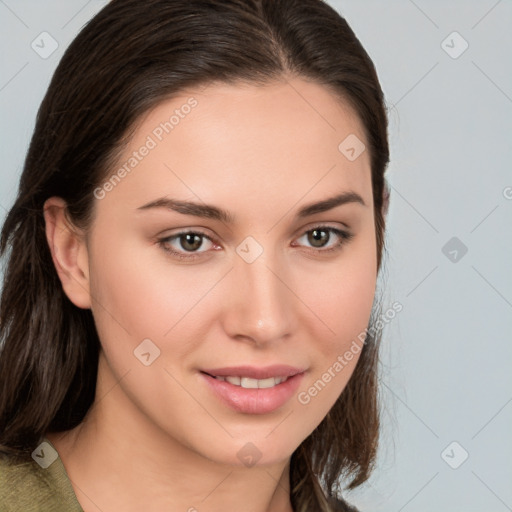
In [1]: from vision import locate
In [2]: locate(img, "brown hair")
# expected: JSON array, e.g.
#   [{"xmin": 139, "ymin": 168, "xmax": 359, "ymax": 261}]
[{"xmin": 0, "ymin": 0, "xmax": 390, "ymax": 510}]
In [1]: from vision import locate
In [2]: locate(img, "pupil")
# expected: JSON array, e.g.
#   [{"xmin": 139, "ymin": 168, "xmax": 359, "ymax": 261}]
[
  {"xmin": 181, "ymin": 233, "xmax": 202, "ymax": 251},
  {"xmin": 309, "ymin": 229, "xmax": 328, "ymax": 248}
]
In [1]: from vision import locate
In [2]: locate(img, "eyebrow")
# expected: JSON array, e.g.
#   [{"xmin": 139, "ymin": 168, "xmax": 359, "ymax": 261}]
[{"xmin": 136, "ymin": 191, "xmax": 366, "ymax": 223}]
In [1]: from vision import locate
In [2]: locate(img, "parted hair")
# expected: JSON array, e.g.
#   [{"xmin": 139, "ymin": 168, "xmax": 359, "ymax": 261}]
[{"xmin": 0, "ymin": 1, "xmax": 390, "ymax": 510}]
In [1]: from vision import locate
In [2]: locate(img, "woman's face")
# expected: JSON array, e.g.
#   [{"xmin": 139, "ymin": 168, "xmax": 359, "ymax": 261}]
[{"xmin": 77, "ymin": 77, "xmax": 377, "ymax": 466}]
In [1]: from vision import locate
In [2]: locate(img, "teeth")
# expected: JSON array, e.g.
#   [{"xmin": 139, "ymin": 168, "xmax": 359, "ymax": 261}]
[
  {"xmin": 241, "ymin": 377, "xmax": 259, "ymax": 389},
  {"xmin": 213, "ymin": 375, "xmax": 289, "ymax": 388},
  {"xmin": 257, "ymin": 377, "xmax": 278, "ymax": 389}
]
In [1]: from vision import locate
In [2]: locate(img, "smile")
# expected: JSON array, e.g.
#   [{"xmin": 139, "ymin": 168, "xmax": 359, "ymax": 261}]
[{"xmin": 200, "ymin": 370, "xmax": 305, "ymax": 414}]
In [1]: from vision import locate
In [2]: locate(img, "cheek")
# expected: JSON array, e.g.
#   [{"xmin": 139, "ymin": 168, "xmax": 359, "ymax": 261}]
[
  {"xmin": 87, "ymin": 232, "xmax": 222, "ymax": 365},
  {"xmin": 294, "ymin": 231, "xmax": 377, "ymax": 412},
  {"xmin": 304, "ymin": 230, "xmax": 377, "ymax": 353}
]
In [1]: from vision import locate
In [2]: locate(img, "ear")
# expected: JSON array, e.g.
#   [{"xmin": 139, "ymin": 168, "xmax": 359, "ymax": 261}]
[{"xmin": 43, "ymin": 197, "xmax": 91, "ymax": 309}]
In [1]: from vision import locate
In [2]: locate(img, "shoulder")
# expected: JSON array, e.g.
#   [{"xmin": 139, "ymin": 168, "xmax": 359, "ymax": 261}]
[
  {"xmin": 0, "ymin": 455, "xmax": 48, "ymax": 511},
  {"xmin": 0, "ymin": 440, "xmax": 83, "ymax": 512}
]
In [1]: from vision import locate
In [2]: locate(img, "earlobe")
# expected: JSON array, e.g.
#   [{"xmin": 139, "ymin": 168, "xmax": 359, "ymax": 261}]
[{"xmin": 43, "ymin": 197, "xmax": 92, "ymax": 309}]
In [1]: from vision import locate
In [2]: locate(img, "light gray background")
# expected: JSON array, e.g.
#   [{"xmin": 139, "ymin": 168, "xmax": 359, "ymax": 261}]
[{"xmin": 1, "ymin": 1, "xmax": 511, "ymax": 511}]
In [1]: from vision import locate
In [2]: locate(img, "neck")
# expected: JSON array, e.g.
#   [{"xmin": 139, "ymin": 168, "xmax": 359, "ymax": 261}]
[{"xmin": 46, "ymin": 355, "xmax": 294, "ymax": 512}]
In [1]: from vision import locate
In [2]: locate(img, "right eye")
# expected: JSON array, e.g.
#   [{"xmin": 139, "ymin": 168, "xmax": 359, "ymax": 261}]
[{"xmin": 157, "ymin": 230, "xmax": 217, "ymax": 261}]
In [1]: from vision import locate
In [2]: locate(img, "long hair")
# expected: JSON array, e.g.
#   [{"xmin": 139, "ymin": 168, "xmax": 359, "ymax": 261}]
[{"xmin": 0, "ymin": 1, "xmax": 390, "ymax": 510}]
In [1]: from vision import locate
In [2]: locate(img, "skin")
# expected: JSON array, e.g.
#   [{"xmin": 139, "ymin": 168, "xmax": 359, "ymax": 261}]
[{"xmin": 44, "ymin": 75, "xmax": 378, "ymax": 512}]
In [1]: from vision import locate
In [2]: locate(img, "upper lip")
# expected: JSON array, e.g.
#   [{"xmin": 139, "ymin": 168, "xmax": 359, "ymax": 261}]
[{"xmin": 201, "ymin": 365, "xmax": 306, "ymax": 380}]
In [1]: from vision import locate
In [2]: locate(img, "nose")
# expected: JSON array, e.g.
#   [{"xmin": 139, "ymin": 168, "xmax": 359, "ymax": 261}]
[{"xmin": 221, "ymin": 247, "xmax": 295, "ymax": 347}]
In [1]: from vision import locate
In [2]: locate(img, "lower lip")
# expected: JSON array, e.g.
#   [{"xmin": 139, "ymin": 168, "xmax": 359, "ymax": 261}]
[{"xmin": 201, "ymin": 372, "xmax": 304, "ymax": 414}]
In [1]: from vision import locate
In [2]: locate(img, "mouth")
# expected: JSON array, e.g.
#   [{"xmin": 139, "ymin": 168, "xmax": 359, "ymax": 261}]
[{"xmin": 199, "ymin": 365, "xmax": 306, "ymax": 414}]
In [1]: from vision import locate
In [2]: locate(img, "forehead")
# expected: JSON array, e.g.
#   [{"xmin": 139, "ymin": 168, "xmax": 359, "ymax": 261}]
[{"xmin": 97, "ymin": 77, "xmax": 372, "ymax": 216}]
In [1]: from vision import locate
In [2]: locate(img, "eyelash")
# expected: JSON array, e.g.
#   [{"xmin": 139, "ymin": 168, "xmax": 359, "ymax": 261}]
[{"xmin": 157, "ymin": 225, "xmax": 354, "ymax": 262}]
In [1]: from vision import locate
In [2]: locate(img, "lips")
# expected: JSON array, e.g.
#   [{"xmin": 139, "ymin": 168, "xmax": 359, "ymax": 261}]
[{"xmin": 200, "ymin": 365, "xmax": 306, "ymax": 414}]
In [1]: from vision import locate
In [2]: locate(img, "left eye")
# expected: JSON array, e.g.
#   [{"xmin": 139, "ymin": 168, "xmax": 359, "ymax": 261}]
[
  {"xmin": 158, "ymin": 226, "xmax": 353, "ymax": 261},
  {"xmin": 164, "ymin": 232, "xmax": 214, "ymax": 254},
  {"xmin": 293, "ymin": 226, "xmax": 353, "ymax": 251}
]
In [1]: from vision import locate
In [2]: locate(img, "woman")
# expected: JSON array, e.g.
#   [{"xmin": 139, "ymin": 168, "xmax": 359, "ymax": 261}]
[{"xmin": 0, "ymin": 0, "xmax": 390, "ymax": 510}]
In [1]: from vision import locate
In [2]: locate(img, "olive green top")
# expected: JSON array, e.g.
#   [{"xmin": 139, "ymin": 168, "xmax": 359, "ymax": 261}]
[
  {"xmin": 0, "ymin": 438, "xmax": 360, "ymax": 511},
  {"xmin": 0, "ymin": 437, "xmax": 83, "ymax": 511}
]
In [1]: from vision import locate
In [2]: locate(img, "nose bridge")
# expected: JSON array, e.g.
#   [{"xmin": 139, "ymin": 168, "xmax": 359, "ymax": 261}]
[{"xmin": 224, "ymin": 245, "xmax": 293, "ymax": 344}]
